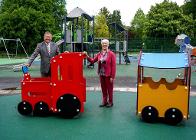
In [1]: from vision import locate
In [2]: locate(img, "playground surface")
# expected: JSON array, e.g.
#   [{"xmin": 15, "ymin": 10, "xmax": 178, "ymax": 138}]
[
  {"xmin": 1, "ymin": 55, "xmax": 196, "ymax": 140},
  {"xmin": 0, "ymin": 58, "xmax": 27, "ymax": 65},
  {"xmin": 0, "ymin": 56, "xmax": 196, "ymax": 93},
  {"xmin": 1, "ymin": 92, "xmax": 196, "ymax": 140}
]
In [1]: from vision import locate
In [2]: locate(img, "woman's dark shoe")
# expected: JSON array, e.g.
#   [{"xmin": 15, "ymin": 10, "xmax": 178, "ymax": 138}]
[
  {"xmin": 99, "ymin": 103, "xmax": 107, "ymax": 107},
  {"xmin": 106, "ymin": 103, "xmax": 113, "ymax": 108}
]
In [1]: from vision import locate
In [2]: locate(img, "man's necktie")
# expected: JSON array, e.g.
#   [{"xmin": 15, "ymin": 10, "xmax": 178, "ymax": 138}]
[{"xmin": 47, "ymin": 44, "xmax": 50, "ymax": 54}]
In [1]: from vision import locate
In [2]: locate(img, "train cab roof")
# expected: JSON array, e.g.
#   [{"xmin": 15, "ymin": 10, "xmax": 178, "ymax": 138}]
[{"xmin": 138, "ymin": 52, "xmax": 190, "ymax": 69}]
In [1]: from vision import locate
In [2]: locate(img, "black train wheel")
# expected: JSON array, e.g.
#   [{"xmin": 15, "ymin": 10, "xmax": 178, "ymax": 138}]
[
  {"xmin": 56, "ymin": 94, "xmax": 81, "ymax": 118},
  {"xmin": 18, "ymin": 101, "xmax": 32, "ymax": 115},
  {"xmin": 33, "ymin": 101, "xmax": 49, "ymax": 117},
  {"xmin": 164, "ymin": 108, "xmax": 183, "ymax": 125},
  {"xmin": 141, "ymin": 106, "xmax": 158, "ymax": 123}
]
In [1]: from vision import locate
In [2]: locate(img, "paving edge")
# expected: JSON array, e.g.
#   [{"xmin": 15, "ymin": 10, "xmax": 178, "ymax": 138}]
[{"xmin": 1, "ymin": 87, "xmax": 196, "ymax": 96}]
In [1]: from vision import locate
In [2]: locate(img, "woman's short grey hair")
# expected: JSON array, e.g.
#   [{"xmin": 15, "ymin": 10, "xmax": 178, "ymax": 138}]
[{"xmin": 101, "ymin": 39, "xmax": 109, "ymax": 45}]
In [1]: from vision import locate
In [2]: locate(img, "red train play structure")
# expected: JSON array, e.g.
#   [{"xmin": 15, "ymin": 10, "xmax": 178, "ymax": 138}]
[{"xmin": 18, "ymin": 52, "xmax": 86, "ymax": 118}]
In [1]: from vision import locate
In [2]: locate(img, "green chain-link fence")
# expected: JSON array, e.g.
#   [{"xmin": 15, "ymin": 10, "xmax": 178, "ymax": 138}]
[{"xmin": 128, "ymin": 37, "xmax": 196, "ymax": 53}]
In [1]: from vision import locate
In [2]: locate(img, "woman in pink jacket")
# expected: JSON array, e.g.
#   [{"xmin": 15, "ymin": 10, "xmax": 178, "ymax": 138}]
[{"xmin": 87, "ymin": 39, "xmax": 116, "ymax": 108}]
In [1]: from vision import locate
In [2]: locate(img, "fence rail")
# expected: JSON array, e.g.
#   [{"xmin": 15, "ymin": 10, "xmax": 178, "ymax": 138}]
[{"xmin": 127, "ymin": 37, "xmax": 196, "ymax": 53}]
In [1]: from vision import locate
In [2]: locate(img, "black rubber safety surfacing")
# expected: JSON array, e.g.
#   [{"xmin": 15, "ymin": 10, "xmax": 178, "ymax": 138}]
[
  {"xmin": 56, "ymin": 94, "xmax": 81, "ymax": 118},
  {"xmin": 33, "ymin": 101, "xmax": 49, "ymax": 117},
  {"xmin": 164, "ymin": 108, "xmax": 183, "ymax": 125},
  {"xmin": 18, "ymin": 101, "xmax": 32, "ymax": 115},
  {"xmin": 141, "ymin": 106, "xmax": 158, "ymax": 123}
]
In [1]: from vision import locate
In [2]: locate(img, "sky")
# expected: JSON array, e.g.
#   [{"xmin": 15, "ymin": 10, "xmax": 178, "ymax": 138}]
[{"xmin": 66, "ymin": 0, "xmax": 185, "ymax": 26}]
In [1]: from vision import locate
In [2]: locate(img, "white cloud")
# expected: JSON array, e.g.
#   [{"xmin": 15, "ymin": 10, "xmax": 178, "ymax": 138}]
[{"xmin": 66, "ymin": 0, "xmax": 184, "ymax": 26}]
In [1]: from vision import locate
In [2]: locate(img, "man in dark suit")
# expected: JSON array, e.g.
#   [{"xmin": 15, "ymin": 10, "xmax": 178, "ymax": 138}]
[{"xmin": 26, "ymin": 31, "xmax": 59, "ymax": 77}]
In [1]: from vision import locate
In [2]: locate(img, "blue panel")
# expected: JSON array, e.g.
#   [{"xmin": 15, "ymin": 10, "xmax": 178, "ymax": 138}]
[
  {"xmin": 139, "ymin": 53, "xmax": 189, "ymax": 68},
  {"xmin": 22, "ymin": 65, "xmax": 29, "ymax": 74},
  {"xmin": 184, "ymin": 37, "xmax": 190, "ymax": 44}
]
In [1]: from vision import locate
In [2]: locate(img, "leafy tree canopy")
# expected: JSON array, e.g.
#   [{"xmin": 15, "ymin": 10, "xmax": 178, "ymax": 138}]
[
  {"xmin": 94, "ymin": 14, "xmax": 109, "ymax": 38},
  {"xmin": 182, "ymin": 0, "xmax": 196, "ymax": 19},
  {"xmin": 0, "ymin": 0, "xmax": 66, "ymax": 52},
  {"xmin": 130, "ymin": 8, "xmax": 146, "ymax": 38},
  {"xmin": 145, "ymin": 0, "xmax": 194, "ymax": 37}
]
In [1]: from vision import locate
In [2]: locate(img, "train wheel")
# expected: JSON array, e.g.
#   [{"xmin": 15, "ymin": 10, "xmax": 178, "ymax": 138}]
[
  {"xmin": 164, "ymin": 108, "xmax": 183, "ymax": 125},
  {"xmin": 141, "ymin": 106, "xmax": 158, "ymax": 123},
  {"xmin": 18, "ymin": 101, "xmax": 32, "ymax": 115},
  {"xmin": 33, "ymin": 101, "xmax": 49, "ymax": 117},
  {"xmin": 56, "ymin": 94, "xmax": 81, "ymax": 118}
]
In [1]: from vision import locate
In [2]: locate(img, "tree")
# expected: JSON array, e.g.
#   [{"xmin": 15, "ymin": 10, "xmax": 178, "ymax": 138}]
[
  {"xmin": 182, "ymin": 0, "xmax": 196, "ymax": 19},
  {"xmin": 0, "ymin": 0, "xmax": 66, "ymax": 52},
  {"xmin": 109, "ymin": 10, "xmax": 123, "ymax": 38},
  {"xmin": 182, "ymin": 0, "xmax": 196, "ymax": 37},
  {"xmin": 96, "ymin": 8, "xmax": 124, "ymax": 38},
  {"xmin": 99, "ymin": 7, "xmax": 111, "ymax": 25},
  {"xmin": 110, "ymin": 10, "xmax": 123, "ymax": 26},
  {"xmin": 145, "ymin": 0, "xmax": 194, "ymax": 37},
  {"xmin": 130, "ymin": 8, "xmax": 146, "ymax": 38},
  {"xmin": 182, "ymin": 0, "xmax": 192, "ymax": 16},
  {"xmin": 94, "ymin": 14, "xmax": 109, "ymax": 38}
]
